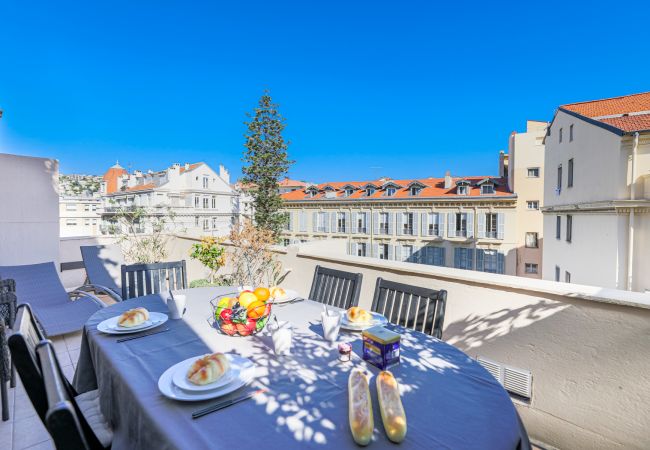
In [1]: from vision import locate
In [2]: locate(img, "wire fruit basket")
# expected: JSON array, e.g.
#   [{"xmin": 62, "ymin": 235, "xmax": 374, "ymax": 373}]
[{"xmin": 210, "ymin": 289, "xmax": 273, "ymax": 337}]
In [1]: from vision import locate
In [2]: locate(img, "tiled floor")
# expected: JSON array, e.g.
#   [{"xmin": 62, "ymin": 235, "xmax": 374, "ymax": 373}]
[{"xmin": 0, "ymin": 331, "xmax": 81, "ymax": 450}]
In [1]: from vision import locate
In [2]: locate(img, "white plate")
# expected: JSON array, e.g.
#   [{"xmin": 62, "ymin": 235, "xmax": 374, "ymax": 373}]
[
  {"xmin": 270, "ymin": 288, "xmax": 300, "ymax": 304},
  {"xmin": 171, "ymin": 354, "xmax": 241, "ymax": 392},
  {"xmin": 158, "ymin": 354, "xmax": 255, "ymax": 402},
  {"xmin": 340, "ymin": 311, "xmax": 388, "ymax": 331},
  {"xmin": 97, "ymin": 312, "xmax": 168, "ymax": 335}
]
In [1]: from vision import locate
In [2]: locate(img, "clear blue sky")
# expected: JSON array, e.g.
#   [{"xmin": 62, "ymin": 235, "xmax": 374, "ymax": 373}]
[{"xmin": 1, "ymin": 0, "xmax": 649, "ymax": 183}]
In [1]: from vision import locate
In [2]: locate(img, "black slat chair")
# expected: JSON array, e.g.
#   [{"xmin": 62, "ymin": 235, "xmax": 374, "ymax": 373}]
[
  {"xmin": 8, "ymin": 304, "xmax": 48, "ymax": 421},
  {"xmin": 370, "ymin": 278, "xmax": 447, "ymax": 339},
  {"xmin": 308, "ymin": 265, "xmax": 363, "ymax": 309},
  {"xmin": 0, "ymin": 323, "xmax": 11, "ymax": 421},
  {"xmin": 37, "ymin": 341, "xmax": 112, "ymax": 449},
  {"xmin": 120, "ymin": 260, "xmax": 188, "ymax": 300}
]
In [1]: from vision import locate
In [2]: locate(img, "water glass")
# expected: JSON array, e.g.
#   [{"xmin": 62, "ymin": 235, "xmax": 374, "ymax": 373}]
[
  {"xmin": 321, "ymin": 311, "xmax": 342, "ymax": 342},
  {"xmin": 270, "ymin": 321, "xmax": 292, "ymax": 356},
  {"xmin": 167, "ymin": 292, "xmax": 186, "ymax": 320}
]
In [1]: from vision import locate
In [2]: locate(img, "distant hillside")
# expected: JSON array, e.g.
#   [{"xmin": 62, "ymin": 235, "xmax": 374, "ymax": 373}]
[{"xmin": 59, "ymin": 174, "xmax": 102, "ymax": 197}]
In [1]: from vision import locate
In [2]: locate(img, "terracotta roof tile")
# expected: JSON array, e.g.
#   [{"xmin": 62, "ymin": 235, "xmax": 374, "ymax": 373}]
[
  {"xmin": 279, "ymin": 178, "xmax": 306, "ymax": 187},
  {"xmin": 179, "ymin": 162, "xmax": 202, "ymax": 174},
  {"xmin": 561, "ymin": 92, "xmax": 650, "ymax": 118},
  {"xmin": 281, "ymin": 176, "xmax": 511, "ymax": 201},
  {"xmin": 102, "ymin": 167, "xmax": 128, "ymax": 194},
  {"xmin": 598, "ymin": 113, "xmax": 650, "ymax": 133},
  {"xmin": 124, "ymin": 183, "xmax": 155, "ymax": 192}
]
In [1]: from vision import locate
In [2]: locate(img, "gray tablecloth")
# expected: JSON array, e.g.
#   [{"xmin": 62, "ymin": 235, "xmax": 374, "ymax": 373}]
[{"xmin": 73, "ymin": 287, "xmax": 520, "ymax": 449}]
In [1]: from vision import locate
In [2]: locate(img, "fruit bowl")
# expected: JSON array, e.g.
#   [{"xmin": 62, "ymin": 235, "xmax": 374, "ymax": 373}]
[{"xmin": 210, "ymin": 287, "xmax": 273, "ymax": 337}]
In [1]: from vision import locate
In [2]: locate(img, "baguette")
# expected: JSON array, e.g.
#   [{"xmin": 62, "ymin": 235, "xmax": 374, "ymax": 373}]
[
  {"xmin": 117, "ymin": 307, "xmax": 149, "ymax": 327},
  {"xmin": 187, "ymin": 353, "xmax": 230, "ymax": 385},
  {"xmin": 376, "ymin": 371, "xmax": 407, "ymax": 443},
  {"xmin": 348, "ymin": 369, "xmax": 373, "ymax": 446}
]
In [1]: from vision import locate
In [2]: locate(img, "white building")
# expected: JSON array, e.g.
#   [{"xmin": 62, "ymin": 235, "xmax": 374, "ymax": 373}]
[
  {"xmin": 280, "ymin": 170, "xmax": 518, "ymax": 275},
  {"xmin": 542, "ymin": 92, "xmax": 650, "ymax": 291},
  {"xmin": 59, "ymin": 196, "xmax": 103, "ymax": 237},
  {"xmin": 100, "ymin": 161, "xmax": 239, "ymax": 237}
]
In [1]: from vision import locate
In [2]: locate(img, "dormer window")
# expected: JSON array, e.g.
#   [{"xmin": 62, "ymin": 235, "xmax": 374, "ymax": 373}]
[
  {"xmin": 306, "ymin": 187, "xmax": 318, "ymax": 198},
  {"xmin": 386, "ymin": 187, "xmax": 396, "ymax": 196},
  {"xmin": 366, "ymin": 188, "xmax": 375, "ymax": 197},
  {"xmin": 410, "ymin": 187, "xmax": 421, "ymax": 196},
  {"xmin": 481, "ymin": 184, "xmax": 495, "ymax": 195},
  {"xmin": 457, "ymin": 186, "xmax": 468, "ymax": 195},
  {"xmin": 345, "ymin": 189, "xmax": 355, "ymax": 197}
]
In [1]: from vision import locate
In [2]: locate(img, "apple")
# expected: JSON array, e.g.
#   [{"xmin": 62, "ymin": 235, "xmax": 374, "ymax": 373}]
[
  {"xmin": 236, "ymin": 318, "xmax": 256, "ymax": 336},
  {"xmin": 220, "ymin": 309, "xmax": 233, "ymax": 322},
  {"xmin": 220, "ymin": 322, "xmax": 237, "ymax": 336}
]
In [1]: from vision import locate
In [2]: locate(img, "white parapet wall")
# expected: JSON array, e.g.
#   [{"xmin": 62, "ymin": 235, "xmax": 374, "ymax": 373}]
[
  {"xmin": 0, "ymin": 153, "xmax": 60, "ymax": 267},
  {"xmin": 166, "ymin": 236, "xmax": 650, "ymax": 449}
]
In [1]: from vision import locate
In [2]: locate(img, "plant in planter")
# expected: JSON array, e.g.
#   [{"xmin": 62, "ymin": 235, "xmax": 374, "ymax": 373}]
[
  {"xmin": 228, "ymin": 220, "xmax": 284, "ymax": 287},
  {"xmin": 189, "ymin": 236, "xmax": 227, "ymax": 284}
]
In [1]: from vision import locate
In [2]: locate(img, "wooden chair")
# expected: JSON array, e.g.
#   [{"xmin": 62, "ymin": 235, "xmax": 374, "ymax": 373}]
[
  {"xmin": 37, "ymin": 341, "xmax": 112, "ymax": 449},
  {"xmin": 308, "ymin": 265, "xmax": 363, "ymax": 309},
  {"xmin": 370, "ymin": 278, "xmax": 447, "ymax": 339},
  {"xmin": 121, "ymin": 260, "xmax": 187, "ymax": 300}
]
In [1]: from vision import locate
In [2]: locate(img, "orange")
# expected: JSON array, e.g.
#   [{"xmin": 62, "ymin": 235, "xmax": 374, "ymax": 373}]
[
  {"xmin": 253, "ymin": 287, "xmax": 270, "ymax": 302},
  {"xmin": 247, "ymin": 300, "xmax": 267, "ymax": 319},
  {"xmin": 238, "ymin": 291, "xmax": 258, "ymax": 309}
]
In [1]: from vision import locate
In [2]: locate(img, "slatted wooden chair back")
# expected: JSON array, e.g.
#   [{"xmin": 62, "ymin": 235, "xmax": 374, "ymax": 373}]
[
  {"xmin": 37, "ymin": 342, "xmax": 104, "ymax": 450},
  {"xmin": 308, "ymin": 265, "xmax": 363, "ymax": 309},
  {"xmin": 370, "ymin": 277, "xmax": 447, "ymax": 339},
  {"xmin": 121, "ymin": 260, "xmax": 187, "ymax": 300}
]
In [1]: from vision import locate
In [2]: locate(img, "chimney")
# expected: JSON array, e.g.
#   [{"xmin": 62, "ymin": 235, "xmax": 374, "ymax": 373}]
[
  {"xmin": 184, "ymin": 163, "xmax": 190, "ymax": 170},
  {"xmin": 444, "ymin": 171, "xmax": 452, "ymax": 189},
  {"xmin": 219, "ymin": 165, "xmax": 230, "ymax": 184}
]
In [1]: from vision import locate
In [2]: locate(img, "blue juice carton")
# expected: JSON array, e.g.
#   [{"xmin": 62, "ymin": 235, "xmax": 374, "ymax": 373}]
[{"xmin": 362, "ymin": 325, "xmax": 400, "ymax": 370}]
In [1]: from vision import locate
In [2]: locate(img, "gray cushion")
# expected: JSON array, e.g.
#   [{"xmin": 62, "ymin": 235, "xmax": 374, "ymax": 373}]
[{"xmin": 75, "ymin": 389, "xmax": 113, "ymax": 448}]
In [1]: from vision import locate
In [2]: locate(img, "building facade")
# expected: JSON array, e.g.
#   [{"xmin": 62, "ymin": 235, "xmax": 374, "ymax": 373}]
[
  {"xmin": 542, "ymin": 92, "xmax": 650, "ymax": 292},
  {"xmin": 280, "ymin": 173, "xmax": 518, "ymax": 275},
  {"xmin": 59, "ymin": 196, "xmax": 103, "ymax": 237},
  {"xmin": 100, "ymin": 162, "xmax": 239, "ymax": 237},
  {"xmin": 507, "ymin": 120, "xmax": 547, "ymax": 278}
]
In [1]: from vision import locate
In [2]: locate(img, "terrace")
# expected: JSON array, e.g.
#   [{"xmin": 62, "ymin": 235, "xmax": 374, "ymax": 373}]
[{"xmin": 1, "ymin": 153, "xmax": 649, "ymax": 449}]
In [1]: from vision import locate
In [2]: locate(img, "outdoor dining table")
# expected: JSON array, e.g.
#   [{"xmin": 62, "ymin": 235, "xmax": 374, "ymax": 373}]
[{"xmin": 73, "ymin": 287, "xmax": 522, "ymax": 449}]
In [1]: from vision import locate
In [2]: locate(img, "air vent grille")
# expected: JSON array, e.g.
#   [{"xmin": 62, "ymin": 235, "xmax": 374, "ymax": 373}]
[{"xmin": 477, "ymin": 356, "xmax": 532, "ymax": 400}]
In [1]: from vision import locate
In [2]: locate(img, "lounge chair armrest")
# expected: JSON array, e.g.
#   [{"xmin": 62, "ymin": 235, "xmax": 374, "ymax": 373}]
[
  {"xmin": 76, "ymin": 284, "xmax": 123, "ymax": 302},
  {"xmin": 68, "ymin": 290, "xmax": 109, "ymax": 308}
]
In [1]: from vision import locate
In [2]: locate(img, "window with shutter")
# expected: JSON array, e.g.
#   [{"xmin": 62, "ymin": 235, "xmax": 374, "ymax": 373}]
[
  {"xmin": 466, "ymin": 212, "xmax": 474, "ymax": 238},
  {"xmin": 351, "ymin": 212, "xmax": 358, "ymax": 234},
  {"xmin": 478, "ymin": 213, "xmax": 486, "ymax": 238},
  {"xmin": 387, "ymin": 213, "xmax": 394, "ymax": 235},
  {"xmin": 448, "ymin": 212, "xmax": 457, "ymax": 237}
]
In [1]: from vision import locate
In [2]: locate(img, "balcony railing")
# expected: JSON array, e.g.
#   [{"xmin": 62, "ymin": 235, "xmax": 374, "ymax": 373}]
[
  {"xmin": 402, "ymin": 226, "xmax": 414, "ymax": 235},
  {"xmin": 379, "ymin": 225, "xmax": 389, "ymax": 234}
]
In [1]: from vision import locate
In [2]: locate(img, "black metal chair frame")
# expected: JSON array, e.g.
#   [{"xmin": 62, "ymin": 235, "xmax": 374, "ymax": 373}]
[
  {"xmin": 308, "ymin": 265, "xmax": 363, "ymax": 310},
  {"xmin": 37, "ymin": 341, "xmax": 107, "ymax": 449},
  {"xmin": 370, "ymin": 277, "xmax": 447, "ymax": 339},
  {"xmin": 121, "ymin": 260, "xmax": 188, "ymax": 300},
  {"xmin": 0, "ymin": 323, "xmax": 10, "ymax": 421}
]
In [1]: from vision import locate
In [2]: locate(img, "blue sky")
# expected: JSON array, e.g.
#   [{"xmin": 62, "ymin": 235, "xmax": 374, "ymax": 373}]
[{"xmin": 1, "ymin": 1, "xmax": 649, "ymax": 183}]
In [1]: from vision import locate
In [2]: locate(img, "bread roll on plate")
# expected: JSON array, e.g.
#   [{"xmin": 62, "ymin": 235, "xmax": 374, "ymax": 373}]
[
  {"xmin": 348, "ymin": 369, "xmax": 373, "ymax": 446},
  {"xmin": 377, "ymin": 371, "xmax": 407, "ymax": 443},
  {"xmin": 186, "ymin": 353, "xmax": 230, "ymax": 385},
  {"xmin": 270, "ymin": 286, "xmax": 287, "ymax": 300},
  {"xmin": 117, "ymin": 307, "xmax": 149, "ymax": 327},
  {"xmin": 347, "ymin": 306, "xmax": 372, "ymax": 324}
]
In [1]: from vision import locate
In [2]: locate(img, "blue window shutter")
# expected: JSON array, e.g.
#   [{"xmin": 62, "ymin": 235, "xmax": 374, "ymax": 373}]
[
  {"xmin": 373, "ymin": 212, "xmax": 379, "ymax": 234},
  {"xmin": 454, "ymin": 247, "xmax": 461, "ymax": 268},
  {"xmin": 395, "ymin": 245, "xmax": 402, "ymax": 262},
  {"xmin": 388, "ymin": 244, "xmax": 394, "ymax": 260},
  {"xmin": 467, "ymin": 212, "xmax": 475, "ymax": 238},
  {"xmin": 324, "ymin": 212, "xmax": 330, "ymax": 233},
  {"xmin": 331, "ymin": 213, "xmax": 337, "ymax": 233},
  {"xmin": 300, "ymin": 211, "xmax": 307, "ymax": 232},
  {"xmin": 412, "ymin": 213, "xmax": 419, "ymax": 236},
  {"xmin": 448, "ymin": 213, "xmax": 457, "ymax": 237},
  {"xmin": 344, "ymin": 212, "xmax": 350, "ymax": 233},
  {"xmin": 498, "ymin": 252, "xmax": 505, "ymax": 274},
  {"xmin": 438, "ymin": 213, "xmax": 445, "ymax": 237},
  {"xmin": 421, "ymin": 213, "xmax": 428, "ymax": 236},
  {"xmin": 478, "ymin": 213, "xmax": 486, "ymax": 238},
  {"xmin": 372, "ymin": 243, "xmax": 379, "ymax": 258},
  {"xmin": 352, "ymin": 212, "xmax": 358, "ymax": 234},
  {"xmin": 388, "ymin": 213, "xmax": 394, "ymax": 235},
  {"xmin": 497, "ymin": 213, "xmax": 505, "ymax": 240},
  {"xmin": 476, "ymin": 249, "xmax": 484, "ymax": 272},
  {"xmin": 312, "ymin": 212, "xmax": 318, "ymax": 232},
  {"xmin": 287, "ymin": 212, "xmax": 293, "ymax": 231},
  {"xmin": 468, "ymin": 248, "xmax": 474, "ymax": 270},
  {"xmin": 397, "ymin": 212, "xmax": 403, "ymax": 235}
]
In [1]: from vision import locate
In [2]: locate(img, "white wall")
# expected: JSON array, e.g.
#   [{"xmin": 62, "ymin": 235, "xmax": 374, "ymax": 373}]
[{"xmin": 0, "ymin": 153, "xmax": 60, "ymax": 266}]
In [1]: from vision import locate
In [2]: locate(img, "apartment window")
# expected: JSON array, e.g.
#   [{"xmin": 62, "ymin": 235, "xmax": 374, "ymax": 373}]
[
  {"xmin": 556, "ymin": 215, "xmax": 561, "ymax": 239},
  {"xmin": 195, "ymin": 216, "xmax": 199, "ymax": 227},
  {"xmin": 555, "ymin": 265, "xmax": 560, "ymax": 282},
  {"xmin": 308, "ymin": 190, "xmax": 317, "ymax": 198},
  {"xmin": 357, "ymin": 213, "xmax": 367, "ymax": 233},
  {"xmin": 194, "ymin": 196, "xmax": 199, "ymax": 208},
  {"xmin": 379, "ymin": 212, "xmax": 390, "ymax": 234},
  {"xmin": 66, "ymin": 204, "xmax": 76, "ymax": 211},
  {"xmin": 454, "ymin": 247, "xmax": 474, "ymax": 270},
  {"xmin": 203, "ymin": 176, "xmax": 209, "ymax": 189},
  {"xmin": 481, "ymin": 184, "xmax": 495, "ymax": 195},
  {"xmin": 568, "ymin": 158, "xmax": 574, "ymax": 188},
  {"xmin": 527, "ymin": 167, "xmax": 540, "ymax": 178},
  {"xmin": 559, "ymin": 127, "xmax": 563, "ymax": 143},
  {"xmin": 410, "ymin": 187, "xmax": 421, "ymax": 196},
  {"xmin": 345, "ymin": 188, "xmax": 354, "ymax": 197},
  {"xmin": 386, "ymin": 187, "xmax": 396, "ymax": 197},
  {"xmin": 565, "ymin": 271, "xmax": 571, "ymax": 283},
  {"xmin": 212, "ymin": 217, "xmax": 217, "ymax": 229},
  {"xmin": 317, "ymin": 212, "xmax": 328, "ymax": 232},
  {"xmin": 203, "ymin": 198, "xmax": 209, "ymax": 209},
  {"xmin": 92, "ymin": 204, "xmax": 97, "ymax": 211},
  {"xmin": 366, "ymin": 188, "xmax": 375, "ymax": 197},
  {"xmin": 456, "ymin": 212, "xmax": 468, "ymax": 237},
  {"xmin": 566, "ymin": 215, "xmax": 572, "ymax": 243},
  {"xmin": 402, "ymin": 212, "xmax": 414, "ymax": 235},
  {"xmin": 357, "ymin": 243, "xmax": 367, "ymax": 257},
  {"xmin": 84, "ymin": 204, "xmax": 90, "ymax": 211},
  {"xmin": 66, "ymin": 219, "xmax": 77, "ymax": 226},
  {"xmin": 457, "ymin": 185, "xmax": 468, "ymax": 195},
  {"xmin": 525, "ymin": 263, "xmax": 538, "ymax": 274},
  {"xmin": 569, "ymin": 124, "xmax": 574, "ymax": 142},
  {"xmin": 427, "ymin": 213, "xmax": 440, "ymax": 236},
  {"xmin": 526, "ymin": 201, "xmax": 539, "ymax": 210},
  {"xmin": 485, "ymin": 213, "xmax": 498, "ymax": 238},
  {"xmin": 421, "ymin": 246, "xmax": 445, "ymax": 266},
  {"xmin": 525, "ymin": 232, "xmax": 538, "ymax": 248},
  {"xmin": 337, "ymin": 212, "xmax": 347, "ymax": 233},
  {"xmin": 283, "ymin": 239, "xmax": 290, "ymax": 246},
  {"xmin": 402, "ymin": 245, "xmax": 414, "ymax": 262},
  {"xmin": 482, "ymin": 250, "xmax": 499, "ymax": 273},
  {"xmin": 92, "ymin": 219, "xmax": 97, "ymax": 225},
  {"xmin": 378, "ymin": 243, "xmax": 389, "ymax": 260},
  {"xmin": 212, "ymin": 196, "xmax": 216, "ymax": 208},
  {"xmin": 557, "ymin": 165, "xmax": 562, "ymax": 193},
  {"xmin": 203, "ymin": 218, "xmax": 209, "ymax": 231},
  {"xmin": 84, "ymin": 219, "xmax": 90, "ymax": 226}
]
